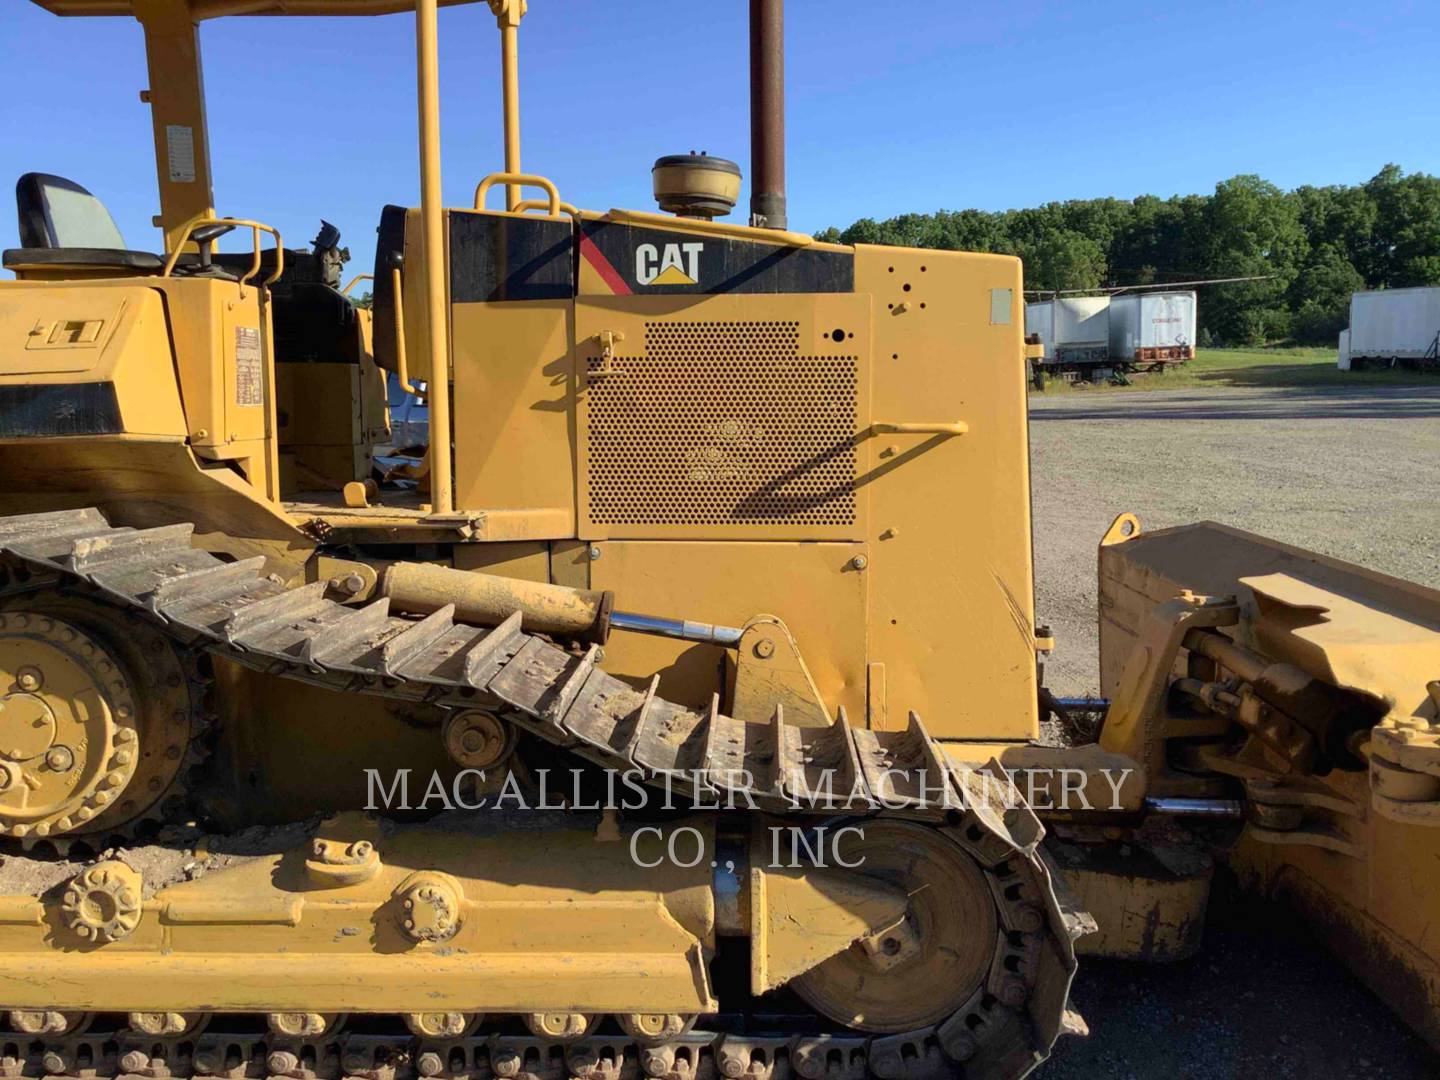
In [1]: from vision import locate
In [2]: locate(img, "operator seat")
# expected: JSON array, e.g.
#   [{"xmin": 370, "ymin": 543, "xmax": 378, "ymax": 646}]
[{"xmin": 3, "ymin": 173, "xmax": 163, "ymax": 274}]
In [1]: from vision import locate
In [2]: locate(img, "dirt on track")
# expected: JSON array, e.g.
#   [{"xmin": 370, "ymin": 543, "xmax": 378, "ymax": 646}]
[
  {"xmin": 1029, "ymin": 384, "xmax": 1440, "ymax": 697},
  {"xmin": 1029, "ymin": 381, "xmax": 1440, "ymax": 1078}
]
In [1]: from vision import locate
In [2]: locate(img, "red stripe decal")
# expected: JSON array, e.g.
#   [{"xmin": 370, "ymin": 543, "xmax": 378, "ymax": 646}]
[{"xmin": 579, "ymin": 233, "xmax": 632, "ymax": 296}]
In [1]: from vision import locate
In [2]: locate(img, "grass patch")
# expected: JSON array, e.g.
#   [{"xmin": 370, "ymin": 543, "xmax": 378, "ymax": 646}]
[{"xmin": 1034, "ymin": 347, "xmax": 1439, "ymax": 393}]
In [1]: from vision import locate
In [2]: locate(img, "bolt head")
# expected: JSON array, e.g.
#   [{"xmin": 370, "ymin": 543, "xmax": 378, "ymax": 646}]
[
  {"xmin": 945, "ymin": 1031, "xmax": 978, "ymax": 1061},
  {"xmin": 569, "ymin": 1048, "xmax": 599, "ymax": 1073},
  {"xmin": 999, "ymin": 976, "xmax": 1028, "ymax": 1007},
  {"xmin": 1014, "ymin": 904, "xmax": 1044, "ymax": 934},
  {"xmin": 872, "ymin": 1052, "xmax": 903, "ymax": 1079}
]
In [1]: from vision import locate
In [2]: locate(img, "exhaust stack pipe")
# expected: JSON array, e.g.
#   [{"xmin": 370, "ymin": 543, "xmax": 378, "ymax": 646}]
[{"xmin": 749, "ymin": 0, "xmax": 787, "ymax": 229}]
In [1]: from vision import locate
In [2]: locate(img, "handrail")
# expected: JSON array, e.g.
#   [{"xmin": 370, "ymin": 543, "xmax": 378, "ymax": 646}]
[
  {"xmin": 341, "ymin": 273, "xmax": 374, "ymax": 297},
  {"xmin": 514, "ymin": 197, "xmax": 580, "ymax": 219},
  {"xmin": 869, "ymin": 421, "xmax": 969, "ymax": 437},
  {"xmin": 474, "ymin": 172, "xmax": 561, "ymax": 217},
  {"xmin": 415, "ymin": 0, "xmax": 453, "ymax": 516},
  {"xmin": 390, "ymin": 267, "xmax": 418, "ymax": 395},
  {"xmin": 161, "ymin": 215, "xmax": 285, "ymax": 287}
]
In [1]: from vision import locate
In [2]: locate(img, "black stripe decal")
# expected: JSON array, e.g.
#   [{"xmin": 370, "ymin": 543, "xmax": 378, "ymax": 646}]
[
  {"xmin": 448, "ymin": 212, "xmax": 574, "ymax": 303},
  {"xmin": 579, "ymin": 221, "xmax": 853, "ymax": 295},
  {"xmin": 0, "ymin": 383, "xmax": 122, "ymax": 437}
]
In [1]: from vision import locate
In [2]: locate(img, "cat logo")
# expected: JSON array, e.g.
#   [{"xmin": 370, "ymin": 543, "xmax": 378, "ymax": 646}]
[{"xmin": 635, "ymin": 241, "xmax": 704, "ymax": 286}]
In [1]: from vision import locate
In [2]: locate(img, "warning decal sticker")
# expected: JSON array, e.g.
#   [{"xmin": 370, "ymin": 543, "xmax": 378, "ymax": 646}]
[
  {"xmin": 235, "ymin": 327, "xmax": 262, "ymax": 407},
  {"xmin": 166, "ymin": 125, "xmax": 197, "ymax": 183}
]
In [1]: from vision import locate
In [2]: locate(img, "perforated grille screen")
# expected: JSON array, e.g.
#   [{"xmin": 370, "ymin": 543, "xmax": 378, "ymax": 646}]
[
  {"xmin": 585, "ymin": 321, "xmax": 859, "ymax": 528},
  {"xmin": 644, "ymin": 320, "xmax": 801, "ymax": 360}
]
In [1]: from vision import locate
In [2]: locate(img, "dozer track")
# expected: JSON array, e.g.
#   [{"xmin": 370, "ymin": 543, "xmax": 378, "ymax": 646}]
[{"xmin": 0, "ymin": 508, "xmax": 1084, "ymax": 1080}]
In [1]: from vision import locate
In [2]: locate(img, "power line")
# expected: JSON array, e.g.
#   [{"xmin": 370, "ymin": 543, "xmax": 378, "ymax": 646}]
[{"xmin": 1024, "ymin": 274, "xmax": 1274, "ymax": 298}]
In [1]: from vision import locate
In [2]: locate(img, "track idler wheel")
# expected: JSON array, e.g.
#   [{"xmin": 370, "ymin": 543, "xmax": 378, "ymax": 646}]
[{"xmin": 790, "ymin": 820, "xmax": 1000, "ymax": 1032}]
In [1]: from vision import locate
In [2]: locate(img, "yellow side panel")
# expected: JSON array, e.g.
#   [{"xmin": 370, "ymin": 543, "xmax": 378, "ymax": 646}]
[
  {"xmin": 856, "ymin": 246, "xmax": 1038, "ymax": 741},
  {"xmin": 454, "ymin": 540, "xmax": 551, "ymax": 581},
  {"xmin": 153, "ymin": 278, "xmax": 268, "ymax": 450},
  {"xmin": 0, "ymin": 282, "xmax": 186, "ymax": 437},
  {"xmin": 452, "ymin": 300, "xmax": 575, "ymax": 536},
  {"xmin": 589, "ymin": 540, "xmax": 866, "ymax": 719}
]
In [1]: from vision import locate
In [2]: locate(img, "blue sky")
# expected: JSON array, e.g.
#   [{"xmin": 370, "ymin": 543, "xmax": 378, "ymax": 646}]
[{"xmin": 2, "ymin": 0, "xmax": 1436, "ymax": 260}]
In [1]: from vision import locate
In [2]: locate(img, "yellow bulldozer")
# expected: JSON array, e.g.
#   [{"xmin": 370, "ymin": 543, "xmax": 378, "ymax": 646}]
[{"xmin": 0, "ymin": 1, "xmax": 1437, "ymax": 1077}]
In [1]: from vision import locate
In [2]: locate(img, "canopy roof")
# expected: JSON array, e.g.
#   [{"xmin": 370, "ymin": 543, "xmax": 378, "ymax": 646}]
[{"xmin": 33, "ymin": 0, "xmax": 478, "ymax": 17}]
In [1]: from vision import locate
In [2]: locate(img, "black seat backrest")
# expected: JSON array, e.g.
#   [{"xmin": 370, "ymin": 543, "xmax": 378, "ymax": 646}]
[
  {"xmin": 5, "ymin": 173, "xmax": 163, "ymax": 273},
  {"xmin": 17, "ymin": 173, "xmax": 128, "ymax": 249},
  {"xmin": 371, "ymin": 204, "xmax": 407, "ymax": 373}
]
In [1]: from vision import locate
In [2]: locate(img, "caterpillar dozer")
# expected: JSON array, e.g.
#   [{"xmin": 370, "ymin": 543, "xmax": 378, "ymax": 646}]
[{"xmin": 1, "ymin": 2, "xmax": 1438, "ymax": 1077}]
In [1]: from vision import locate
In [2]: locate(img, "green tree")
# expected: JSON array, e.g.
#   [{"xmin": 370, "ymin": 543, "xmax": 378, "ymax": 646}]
[
  {"xmin": 1293, "ymin": 183, "xmax": 1375, "ymax": 271},
  {"xmin": 812, "ymin": 165, "xmax": 1440, "ymax": 344},
  {"xmin": 1199, "ymin": 175, "xmax": 1307, "ymax": 344},
  {"xmin": 1365, "ymin": 164, "xmax": 1440, "ymax": 287},
  {"xmin": 1025, "ymin": 229, "xmax": 1107, "ymax": 293},
  {"xmin": 933, "ymin": 209, "xmax": 1010, "ymax": 253},
  {"xmin": 1288, "ymin": 245, "xmax": 1364, "ymax": 343}
]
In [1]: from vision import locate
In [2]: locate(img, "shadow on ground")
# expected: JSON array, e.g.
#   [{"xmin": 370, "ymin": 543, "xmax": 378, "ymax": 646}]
[
  {"xmin": 1195, "ymin": 363, "xmax": 1439, "ymax": 392},
  {"xmin": 1038, "ymin": 875, "xmax": 1438, "ymax": 1080},
  {"xmin": 1030, "ymin": 384, "xmax": 1440, "ymax": 422}
]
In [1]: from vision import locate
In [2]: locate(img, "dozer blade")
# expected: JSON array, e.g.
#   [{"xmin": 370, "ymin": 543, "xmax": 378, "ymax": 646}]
[{"xmin": 1099, "ymin": 516, "xmax": 1440, "ymax": 1052}]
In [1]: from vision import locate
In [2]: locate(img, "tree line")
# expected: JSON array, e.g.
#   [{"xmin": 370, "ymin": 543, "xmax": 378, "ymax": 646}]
[{"xmin": 813, "ymin": 165, "xmax": 1440, "ymax": 346}]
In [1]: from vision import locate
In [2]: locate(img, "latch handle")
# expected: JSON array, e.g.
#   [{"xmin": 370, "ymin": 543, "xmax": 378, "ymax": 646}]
[
  {"xmin": 868, "ymin": 421, "xmax": 969, "ymax": 437},
  {"xmin": 587, "ymin": 330, "xmax": 627, "ymax": 380}
]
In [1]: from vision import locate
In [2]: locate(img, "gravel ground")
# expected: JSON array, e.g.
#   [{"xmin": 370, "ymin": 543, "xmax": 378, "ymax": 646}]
[
  {"xmin": 1030, "ymin": 382, "xmax": 1440, "ymax": 1078},
  {"xmin": 1030, "ymin": 384, "xmax": 1440, "ymax": 697}
]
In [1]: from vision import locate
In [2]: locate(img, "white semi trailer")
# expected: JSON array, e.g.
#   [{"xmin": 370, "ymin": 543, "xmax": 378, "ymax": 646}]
[
  {"xmin": 1024, "ymin": 296, "xmax": 1111, "ymax": 374},
  {"xmin": 1338, "ymin": 287, "xmax": 1440, "ymax": 370},
  {"xmin": 1108, "ymin": 291, "xmax": 1197, "ymax": 369}
]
